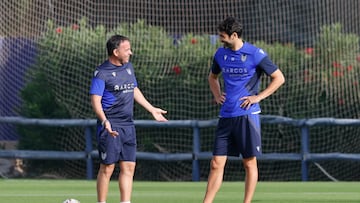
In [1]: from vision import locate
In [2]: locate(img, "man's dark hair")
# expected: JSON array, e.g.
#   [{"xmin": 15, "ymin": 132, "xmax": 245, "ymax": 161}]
[
  {"xmin": 217, "ymin": 16, "xmax": 243, "ymax": 38},
  {"xmin": 106, "ymin": 35, "xmax": 130, "ymax": 56}
]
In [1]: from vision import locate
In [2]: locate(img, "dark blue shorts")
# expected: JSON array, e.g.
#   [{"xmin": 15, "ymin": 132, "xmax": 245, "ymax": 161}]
[
  {"xmin": 97, "ymin": 124, "xmax": 136, "ymax": 164},
  {"xmin": 213, "ymin": 114, "xmax": 262, "ymax": 158}
]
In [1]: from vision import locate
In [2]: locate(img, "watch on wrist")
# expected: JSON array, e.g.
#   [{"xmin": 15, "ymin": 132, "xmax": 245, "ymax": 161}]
[{"xmin": 101, "ymin": 119, "xmax": 108, "ymax": 126}]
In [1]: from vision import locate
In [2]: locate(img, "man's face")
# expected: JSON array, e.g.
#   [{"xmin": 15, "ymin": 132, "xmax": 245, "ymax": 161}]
[
  {"xmin": 218, "ymin": 31, "xmax": 235, "ymax": 48},
  {"xmin": 114, "ymin": 40, "xmax": 132, "ymax": 65}
]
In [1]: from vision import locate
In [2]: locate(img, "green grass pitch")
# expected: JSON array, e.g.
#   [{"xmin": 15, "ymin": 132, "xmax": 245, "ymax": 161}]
[{"xmin": 0, "ymin": 179, "xmax": 359, "ymax": 203}]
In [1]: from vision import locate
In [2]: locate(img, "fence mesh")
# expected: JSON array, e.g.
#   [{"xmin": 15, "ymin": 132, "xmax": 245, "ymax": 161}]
[{"xmin": 1, "ymin": 0, "xmax": 360, "ymax": 180}]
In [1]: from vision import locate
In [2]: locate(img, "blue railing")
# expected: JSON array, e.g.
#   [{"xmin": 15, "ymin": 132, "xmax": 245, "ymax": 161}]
[{"xmin": 0, "ymin": 115, "xmax": 359, "ymax": 181}]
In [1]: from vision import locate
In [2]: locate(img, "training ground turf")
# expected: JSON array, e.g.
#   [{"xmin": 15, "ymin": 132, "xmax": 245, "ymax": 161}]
[{"xmin": 0, "ymin": 179, "xmax": 359, "ymax": 203}]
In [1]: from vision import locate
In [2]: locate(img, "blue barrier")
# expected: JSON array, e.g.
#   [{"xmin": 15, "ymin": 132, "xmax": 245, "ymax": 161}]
[
  {"xmin": 0, "ymin": 115, "xmax": 360, "ymax": 181},
  {"xmin": 0, "ymin": 38, "xmax": 37, "ymax": 141}
]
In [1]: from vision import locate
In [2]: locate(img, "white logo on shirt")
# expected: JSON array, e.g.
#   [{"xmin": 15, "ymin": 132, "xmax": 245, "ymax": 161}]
[
  {"xmin": 126, "ymin": 68, "xmax": 132, "ymax": 75},
  {"xmin": 112, "ymin": 72, "xmax": 116, "ymax": 77},
  {"xmin": 241, "ymin": 54, "xmax": 247, "ymax": 62}
]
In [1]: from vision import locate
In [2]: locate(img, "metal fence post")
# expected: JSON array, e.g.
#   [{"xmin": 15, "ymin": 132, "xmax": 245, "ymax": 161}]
[
  {"xmin": 300, "ymin": 124, "xmax": 310, "ymax": 181},
  {"xmin": 85, "ymin": 126, "xmax": 93, "ymax": 179},
  {"xmin": 192, "ymin": 121, "xmax": 201, "ymax": 181}
]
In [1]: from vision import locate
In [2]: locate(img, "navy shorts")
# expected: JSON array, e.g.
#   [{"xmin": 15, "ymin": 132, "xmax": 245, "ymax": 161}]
[
  {"xmin": 97, "ymin": 124, "xmax": 137, "ymax": 164},
  {"xmin": 213, "ymin": 114, "xmax": 262, "ymax": 158}
]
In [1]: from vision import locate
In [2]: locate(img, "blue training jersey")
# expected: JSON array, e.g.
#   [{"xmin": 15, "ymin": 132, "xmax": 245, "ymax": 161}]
[
  {"xmin": 211, "ymin": 42, "xmax": 278, "ymax": 118},
  {"xmin": 89, "ymin": 60, "xmax": 138, "ymax": 125}
]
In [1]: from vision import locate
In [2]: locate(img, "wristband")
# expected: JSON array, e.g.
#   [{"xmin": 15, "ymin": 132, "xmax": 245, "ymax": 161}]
[{"xmin": 101, "ymin": 119, "xmax": 108, "ymax": 126}]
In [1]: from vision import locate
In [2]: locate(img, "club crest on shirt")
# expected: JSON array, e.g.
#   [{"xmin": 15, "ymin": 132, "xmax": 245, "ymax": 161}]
[
  {"xmin": 241, "ymin": 54, "xmax": 247, "ymax": 62},
  {"xmin": 126, "ymin": 68, "xmax": 132, "ymax": 75}
]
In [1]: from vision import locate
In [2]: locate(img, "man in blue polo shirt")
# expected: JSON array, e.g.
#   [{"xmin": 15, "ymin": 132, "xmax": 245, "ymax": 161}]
[
  {"xmin": 203, "ymin": 17, "xmax": 285, "ymax": 203},
  {"xmin": 90, "ymin": 35, "xmax": 167, "ymax": 203}
]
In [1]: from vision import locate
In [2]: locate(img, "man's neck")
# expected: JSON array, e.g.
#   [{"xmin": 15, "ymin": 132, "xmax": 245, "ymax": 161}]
[
  {"xmin": 108, "ymin": 57, "xmax": 122, "ymax": 66},
  {"xmin": 232, "ymin": 39, "xmax": 244, "ymax": 51}
]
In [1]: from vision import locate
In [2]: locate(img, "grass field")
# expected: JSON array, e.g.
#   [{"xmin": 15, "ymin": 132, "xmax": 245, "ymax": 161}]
[{"xmin": 0, "ymin": 179, "xmax": 359, "ymax": 203}]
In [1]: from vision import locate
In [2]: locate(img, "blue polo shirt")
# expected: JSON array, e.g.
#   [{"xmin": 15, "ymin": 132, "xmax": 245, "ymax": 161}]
[
  {"xmin": 90, "ymin": 60, "xmax": 138, "ymax": 125},
  {"xmin": 211, "ymin": 42, "xmax": 278, "ymax": 117}
]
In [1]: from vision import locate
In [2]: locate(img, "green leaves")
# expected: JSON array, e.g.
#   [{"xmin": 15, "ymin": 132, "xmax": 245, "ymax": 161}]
[{"xmin": 255, "ymin": 24, "xmax": 360, "ymax": 118}]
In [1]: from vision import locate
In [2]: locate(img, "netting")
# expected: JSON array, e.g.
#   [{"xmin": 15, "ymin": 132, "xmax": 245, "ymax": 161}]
[{"xmin": 1, "ymin": 0, "xmax": 360, "ymax": 180}]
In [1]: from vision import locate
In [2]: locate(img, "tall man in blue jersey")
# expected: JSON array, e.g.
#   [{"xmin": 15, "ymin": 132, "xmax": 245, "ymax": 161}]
[
  {"xmin": 203, "ymin": 17, "xmax": 285, "ymax": 203},
  {"xmin": 90, "ymin": 35, "xmax": 168, "ymax": 203}
]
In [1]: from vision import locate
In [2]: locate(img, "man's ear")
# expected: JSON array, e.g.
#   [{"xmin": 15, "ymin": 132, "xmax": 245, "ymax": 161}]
[
  {"xmin": 231, "ymin": 32, "xmax": 238, "ymax": 39},
  {"xmin": 112, "ymin": 49, "xmax": 118, "ymax": 57}
]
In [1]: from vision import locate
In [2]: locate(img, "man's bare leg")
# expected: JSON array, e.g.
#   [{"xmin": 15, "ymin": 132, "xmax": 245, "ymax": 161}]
[
  {"xmin": 203, "ymin": 156, "xmax": 227, "ymax": 203},
  {"xmin": 97, "ymin": 163, "xmax": 115, "ymax": 202},
  {"xmin": 119, "ymin": 161, "xmax": 136, "ymax": 202},
  {"xmin": 242, "ymin": 157, "xmax": 258, "ymax": 203}
]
